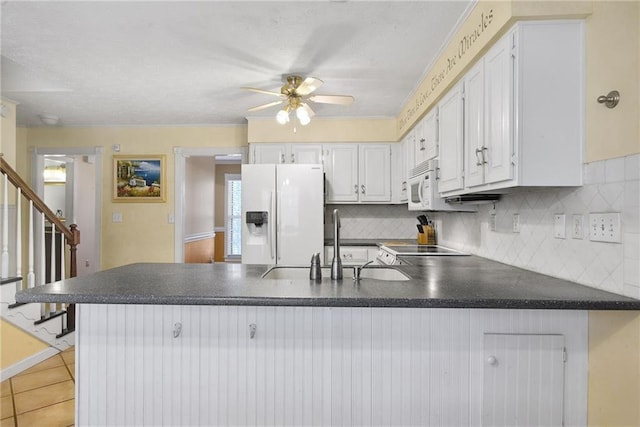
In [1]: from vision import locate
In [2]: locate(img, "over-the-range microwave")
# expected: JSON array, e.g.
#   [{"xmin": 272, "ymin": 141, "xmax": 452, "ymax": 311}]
[{"xmin": 407, "ymin": 159, "xmax": 476, "ymax": 212}]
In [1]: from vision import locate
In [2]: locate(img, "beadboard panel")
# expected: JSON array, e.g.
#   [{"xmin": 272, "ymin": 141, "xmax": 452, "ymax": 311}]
[
  {"xmin": 76, "ymin": 305, "xmax": 587, "ymax": 426},
  {"xmin": 468, "ymin": 309, "xmax": 588, "ymax": 427}
]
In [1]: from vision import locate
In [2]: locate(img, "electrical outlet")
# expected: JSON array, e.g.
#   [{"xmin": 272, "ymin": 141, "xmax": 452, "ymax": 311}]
[
  {"xmin": 589, "ymin": 213, "xmax": 621, "ymax": 243},
  {"xmin": 168, "ymin": 213, "xmax": 175, "ymax": 224},
  {"xmin": 554, "ymin": 214, "xmax": 566, "ymax": 239},
  {"xmin": 512, "ymin": 214, "xmax": 520, "ymax": 233},
  {"xmin": 112, "ymin": 212, "xmax": 122, "ymax": 223},
  {"xmin": 489, "ymin": 213, "xmax": 496, "ymax": 231},
  {"xmin": 572, "ymin": 214, "xmax": 584, "ymax": 239}
]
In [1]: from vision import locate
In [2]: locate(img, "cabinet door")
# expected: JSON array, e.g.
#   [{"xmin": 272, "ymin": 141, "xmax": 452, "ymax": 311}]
[
  {"xmin": 413, "ymin": 118, "xmax": 427, "ymax": 165},
  {"xmin": 291, "ymin": 144, "xmax": 323, "ymax": 164},
  {"xmin": 415, "ymin": 110, "xmax": 438, "ymax": 166},
  {"xmin": 252, "ymin": 144, "xmax": 288, "ymax": 164},
  {"xmin": 437, "ymin": 83, "xmax": 465, "ymax": 193},
  {"xmin": 483, "ymin": 333, "xmax": 565, "ymax": 427},
  {"xmin": 484, "ymin": 34, "xmax": 514, "ymax": 185},
  {"xmin": 359, "ymin": 144, "xmax": 391, "ymax": 202},
  {"xmin": 404, "ymin": 130, "xmax": 416, "ymax": 175},
  {"xmin": 325, "ymin": 145, "xmax": 359, "ymax": 203},
  {"xmin": 464, "ymin": 60, "xmax": 486, "ymax": 188}
]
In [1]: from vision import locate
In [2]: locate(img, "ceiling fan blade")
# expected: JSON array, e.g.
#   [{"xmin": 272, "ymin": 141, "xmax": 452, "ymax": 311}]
[
  {"xmin": 308, "ymin": 95, "xmax": 354, "ymax": 105},
  {"xmin": 247, "ymin": 100, "xmax": 284, "ymax": 112},
  {"xmin": 295, "ymin": 77, "xmax": 323, "ymax": 96},
  {"xmin": 241, "ymin": 87, "xmax": 285, "ymax": 98}
]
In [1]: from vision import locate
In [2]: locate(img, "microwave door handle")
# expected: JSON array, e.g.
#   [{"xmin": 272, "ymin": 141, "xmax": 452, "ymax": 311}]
[
  {"xmin": 270, "ymin": 191, "xmax": 276, "ymax": 261},
  {"xmin": 418, "ymin": 177, "xmax": 426, "ymax": 206}
]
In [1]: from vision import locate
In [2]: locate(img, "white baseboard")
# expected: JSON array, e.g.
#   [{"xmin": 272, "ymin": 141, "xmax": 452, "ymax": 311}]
[{"xmin": 0, "ymin": 346, "xmax": 60, "ymax": 381}]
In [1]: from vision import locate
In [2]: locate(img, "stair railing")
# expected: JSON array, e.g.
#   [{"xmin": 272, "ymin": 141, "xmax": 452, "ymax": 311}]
[{"xmin": 1, "ymin": 155, "xmax": 79, "ymax": 335}]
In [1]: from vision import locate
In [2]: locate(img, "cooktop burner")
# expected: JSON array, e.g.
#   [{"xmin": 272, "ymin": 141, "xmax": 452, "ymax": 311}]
[{"xmin": 383, "ymin": 245, "xmax": 468, "ymax": 256}]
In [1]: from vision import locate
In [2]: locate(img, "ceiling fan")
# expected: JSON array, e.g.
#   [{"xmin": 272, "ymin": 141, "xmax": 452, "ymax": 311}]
[{"xmin": 242, "ymin": 75, "xmax": 354, "ymax": 125}]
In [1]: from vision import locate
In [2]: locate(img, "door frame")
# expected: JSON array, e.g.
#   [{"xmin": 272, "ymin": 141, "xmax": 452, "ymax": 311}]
[
  {"xmin": 30, "ymin": 146, "xmax": 104, "ymax": 277},
  {"xmin": 173, "ymin": 147, "xmax": 247, "ymax": 262}
]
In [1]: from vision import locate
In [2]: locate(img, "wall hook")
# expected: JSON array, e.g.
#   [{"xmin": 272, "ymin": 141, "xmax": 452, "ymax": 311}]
[{"xmin": 597, "ymin": 90, "xmax": 620, "ymax": 108}]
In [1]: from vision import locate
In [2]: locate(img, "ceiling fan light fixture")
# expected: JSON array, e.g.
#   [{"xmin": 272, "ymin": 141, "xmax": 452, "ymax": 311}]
[
  {"xmin": 39, "ymin": 114, "xmax": 59, "ymax": 125},
  {"xmin": 296, "ymin": 105, "xmax": 310, "ymax": 123},
  {"xmin": 276, "ymin": 108, "xmax": 290, "ymax": 125}
]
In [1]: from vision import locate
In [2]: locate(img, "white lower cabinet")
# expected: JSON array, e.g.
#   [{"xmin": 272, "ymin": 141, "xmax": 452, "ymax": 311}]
[
  {"xmin": 77, "ymin": 305, "xmax": 587, "ymax": 426},
  {"xmin": 482, "ymin": 333, "xmax": 565, "ymax": 426}
]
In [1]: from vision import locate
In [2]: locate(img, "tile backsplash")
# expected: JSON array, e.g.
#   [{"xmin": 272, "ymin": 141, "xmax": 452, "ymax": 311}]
[{"xmin": 326, "ymin": 153, "xmax": 640, "ymax": 299}]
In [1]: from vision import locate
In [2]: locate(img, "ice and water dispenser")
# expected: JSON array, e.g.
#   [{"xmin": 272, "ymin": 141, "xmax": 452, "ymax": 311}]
[{"xmin": 245, "ymin": 211, "xmax": 269, "ymax": 240}]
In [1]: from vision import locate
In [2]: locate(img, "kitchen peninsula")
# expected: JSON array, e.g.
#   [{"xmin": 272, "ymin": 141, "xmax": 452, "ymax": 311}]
[{"xmin": 17, "ymin": 258, "xmax": 640, "ymax": 426}]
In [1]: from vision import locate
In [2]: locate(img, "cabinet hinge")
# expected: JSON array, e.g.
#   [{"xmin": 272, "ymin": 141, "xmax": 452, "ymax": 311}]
[
  {"xmin": 563, "ymin": 347, "xmax": 567, "ymax": 363},
  {"xmin": 511, "ymin": 45, "xmax": 517, "ymax": 59},
  {"xmin": 511, "ymin": 153, "xmax": 517, "ymax": 166}
]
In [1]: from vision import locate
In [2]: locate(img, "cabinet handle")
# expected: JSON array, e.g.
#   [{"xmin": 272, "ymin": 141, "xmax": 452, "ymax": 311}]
[
  {"xmin": 291, "ymin": 153, "xmax": 295, "ymax": 163},
  {"xmin": 280, "ymin": 154, "xmax": 285, "ymax": 163},
  {"xmin": 354, "ymin": 184, "xmax": 358, "ymax": 194},
  {"xmin": 487, "ymin": 355, "xmax": 498, "ymax": 366},
  {"xmin": 173, "ymin": 322, "xmax": 182, "ymax": 338},
  {"xmin": 361, "ymin": 185, "xmax": 365, "ymax": 194},
  {"xmin": 482, "ymin": 147, "xmax": 488, "ymax": 164},
  {"xmin": 475, "ymin": 148, "xmax": 484, "ymax": 166},
  {"xmin": 249, "ymin": 323, "xmax": 257, "ymax": 339}
]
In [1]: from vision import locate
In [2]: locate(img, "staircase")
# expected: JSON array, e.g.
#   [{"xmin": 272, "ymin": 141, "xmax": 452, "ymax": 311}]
[{"xmin": 1, "ymin": 156, "xmax": 80, "ymax": 378}]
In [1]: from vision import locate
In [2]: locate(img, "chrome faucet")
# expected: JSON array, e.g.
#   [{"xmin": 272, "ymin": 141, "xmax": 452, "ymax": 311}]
[
  {"xmin": 353, "ymin": 260, "xmax": 374, "ymax": 281},
  {"xmin": 331, "ymin": 209, "xmax": 343, "ymax": 280}
]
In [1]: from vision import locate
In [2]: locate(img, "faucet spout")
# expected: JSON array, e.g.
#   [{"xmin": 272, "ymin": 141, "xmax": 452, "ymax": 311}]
[{"xmin": 331, "ymin": 209, "xmax": 343, "ymax": 280}]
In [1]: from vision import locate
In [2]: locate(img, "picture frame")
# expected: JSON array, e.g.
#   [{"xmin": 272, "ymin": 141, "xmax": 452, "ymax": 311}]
[{"xmin": 113, "ymin": 155, "xmax": 166, "ymax": 202}]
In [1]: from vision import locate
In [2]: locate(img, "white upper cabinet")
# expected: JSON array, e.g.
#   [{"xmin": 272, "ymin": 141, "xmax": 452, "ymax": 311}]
[
  {"xmin": 250, "ymin": 143, "xmax": 323, "ymax": 164},
  {"xmin": 437, "ymin": 82, "xmax": 465, "ymax": 194},
  {"xmin": 359, "ymin": 144, "xmax": 391, "ymax": 202},
  {"xmin": 291, "ymin": 144, "xmax": 324, "ymax": 164},
  {"xmin": 324, "ymin": 144, "xmax": 359, "ymax": 202},
  {"xmin": 415, "ymin": 108, "xmax": 438, "ymax": 166},
  {"xmin": 440, "ymin": 20, "xmax": 584, "ymax": 196},
  {"xmin": 324, "ymin": 143, "xmax": 392, "ymax": 204}
]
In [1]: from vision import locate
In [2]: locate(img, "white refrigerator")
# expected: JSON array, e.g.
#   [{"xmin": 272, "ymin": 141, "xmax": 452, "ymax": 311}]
[{"xmin": 241, "ymin": 164, "xmax": 324, "ymax": 265}]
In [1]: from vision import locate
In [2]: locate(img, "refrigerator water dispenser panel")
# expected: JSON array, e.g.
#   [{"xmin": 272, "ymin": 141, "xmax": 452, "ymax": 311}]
[{"xmin": 246, "ymin": 211, "xmax": 268, "ymax": 227}]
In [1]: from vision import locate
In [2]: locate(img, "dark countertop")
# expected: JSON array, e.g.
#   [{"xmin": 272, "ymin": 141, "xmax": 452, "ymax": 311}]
[{"xmin": 16, "ymin": 257, "xmax": 640, "ymax": 310}]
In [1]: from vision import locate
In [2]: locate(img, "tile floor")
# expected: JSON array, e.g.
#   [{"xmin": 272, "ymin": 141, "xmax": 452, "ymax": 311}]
[{"xmin": 1, "ymin": 347, "xmax": 75, "ymax": 427}]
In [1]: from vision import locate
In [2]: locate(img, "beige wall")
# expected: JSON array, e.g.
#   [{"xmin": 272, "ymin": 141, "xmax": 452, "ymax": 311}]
[
  {"xmin": 584, "ymin": 1, "xmax": 640, "ymax": 161},
  {"xmin": 0, "ymin": 320, "xmax": 49, "ymax": 369},
  {"xmin": 248, "ymin": 117, "xmax": 397, "ymax": 143},
  {"xmin": 1, "ymin": 100, "xmax": 17, "ymax": 167},
  {"xmin": 19, "ymin": 126, "xmax": 247, "ymax": 269},
  {"xmin": 588, "ymin": 312, "xmax": 640, "ymax": 426}
]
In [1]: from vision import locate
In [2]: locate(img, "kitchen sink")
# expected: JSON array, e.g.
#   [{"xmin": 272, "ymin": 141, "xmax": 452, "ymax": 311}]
[{"xmin": 261, "ymin": 266, "xmax": 411, "ymax": 281}]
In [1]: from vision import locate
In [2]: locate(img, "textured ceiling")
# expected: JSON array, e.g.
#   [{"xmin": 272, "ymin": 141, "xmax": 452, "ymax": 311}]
[{"xmin": 1, "ymin": 1, "xmax": 473, "ymax": 127}]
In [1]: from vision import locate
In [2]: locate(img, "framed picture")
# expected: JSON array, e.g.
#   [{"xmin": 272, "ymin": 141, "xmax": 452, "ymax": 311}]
[{"xmin": 113, "ymin": 155, "xmax": 166, "ymax": 202}]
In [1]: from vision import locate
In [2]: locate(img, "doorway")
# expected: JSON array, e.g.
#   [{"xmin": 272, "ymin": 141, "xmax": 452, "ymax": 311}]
[
  {"xmin": 31, "ymin": 147, "xmax": 103, "ymax": 277},
  {"xmin": 174, "ymin": 147, "xmax": 246, "ymax": 263}
]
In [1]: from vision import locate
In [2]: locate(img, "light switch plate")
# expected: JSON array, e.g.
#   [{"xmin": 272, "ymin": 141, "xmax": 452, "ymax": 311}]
[
  {"xmin": 512, "ymin": 214, "xmax": 520, "ymax": 233},
  {"xmin": 554, "ymin": 214, "xmax": 566, "ymax": 239},
  {"xmin": 572, "ymin": 214, "xmax": 584, "ymax": 239},
  {"xmin": 112, "ymin": 212, "xmax": 123, "ymax": 223},
  {"xmin": 589, "ymin": 213, "xmax": 621, "ymax": 243}
]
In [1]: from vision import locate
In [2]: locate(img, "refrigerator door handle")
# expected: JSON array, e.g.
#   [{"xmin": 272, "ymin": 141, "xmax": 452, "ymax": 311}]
[
  {"xmin": 270, "ymin": 191, "xmax": 276, "ymax": 261},
  {"xmin": 276, "ymin": 192, "xmax": 282, "ymax": 261}
]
